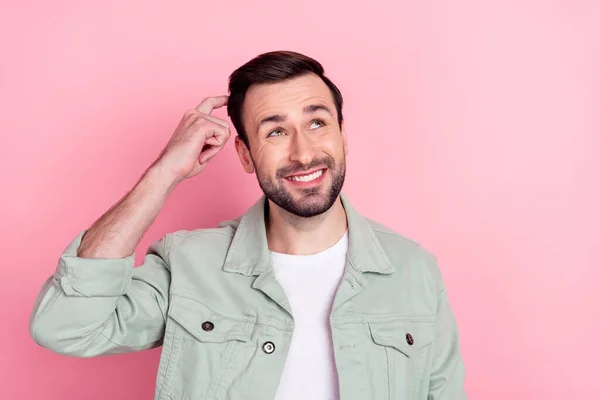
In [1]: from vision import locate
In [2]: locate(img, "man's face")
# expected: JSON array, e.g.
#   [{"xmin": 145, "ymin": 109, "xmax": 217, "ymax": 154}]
[{"xmin": 238, "ymin": 73, "xmax": 347, "ymax": 218}]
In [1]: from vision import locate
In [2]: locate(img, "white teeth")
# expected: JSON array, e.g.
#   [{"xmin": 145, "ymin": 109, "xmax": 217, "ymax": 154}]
[{"xmin": 288, "ymin": 169, "xmax": 324, "ymax": 182}]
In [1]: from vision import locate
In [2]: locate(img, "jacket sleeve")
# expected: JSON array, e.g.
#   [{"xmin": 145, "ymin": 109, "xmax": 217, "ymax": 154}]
[
  {"xmin": 427, "ymin": 256, "xmax": 468, "ymax": 399},
  {"xmin": 29, "ymin": 230, "xmax": 172, "ymax": 357}
]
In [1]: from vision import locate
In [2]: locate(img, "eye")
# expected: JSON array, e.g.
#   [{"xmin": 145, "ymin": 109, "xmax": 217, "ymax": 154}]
[
  {"xmin": 309, "ymin": 120, "xmax": 325, "ymax": 129},
  {"xmin": 267, "ymin": 128, "xmax": 285, "ymax": 137}
]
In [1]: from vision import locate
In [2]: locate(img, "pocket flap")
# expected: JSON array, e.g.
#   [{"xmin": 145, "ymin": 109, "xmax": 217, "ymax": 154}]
[
  {"xmin": 368, "ymin": 319, "xmax": 435, "ymax": 357},
  {"xmin": 168, "ymin": 294, "xmax": 255, "ymax": 343}
]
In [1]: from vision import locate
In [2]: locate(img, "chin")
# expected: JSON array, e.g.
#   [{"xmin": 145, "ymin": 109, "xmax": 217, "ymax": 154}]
[{"xmin": 286, "ymin": 193, "xmax": 336, "ymax": 217}]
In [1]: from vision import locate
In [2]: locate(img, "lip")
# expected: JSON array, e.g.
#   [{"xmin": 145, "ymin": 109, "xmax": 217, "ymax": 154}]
[
  {"xmin": 285, "ymin": 168, "xmax": 326, "ymax": 179},
  {"xmin": 284, "ymin": 168, "xmax": 327, "ymax": 186}
]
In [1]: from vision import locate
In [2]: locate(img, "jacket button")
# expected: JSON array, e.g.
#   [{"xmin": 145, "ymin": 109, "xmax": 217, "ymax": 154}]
[
  {"xmin": 262, "ymin": 341, "xmax": 275, "ymax": 354},
  {"xmin": 201, "ymin": 321, "xmax": 214, "ymax": 331},
  {"xmin": 406, "ymin": 333, "xmax": 414, "ymax": 345}
]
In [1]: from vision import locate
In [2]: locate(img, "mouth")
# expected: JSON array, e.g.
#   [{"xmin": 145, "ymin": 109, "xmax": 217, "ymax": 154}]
[{"xmin": 284, "ymin": 168, "xmax": 327, "ymax": 184}]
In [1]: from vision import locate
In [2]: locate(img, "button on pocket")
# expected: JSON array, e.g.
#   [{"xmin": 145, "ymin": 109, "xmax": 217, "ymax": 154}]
[
  {"xmin": 202, "ymin": 321, "xmax": 214, "ymax": 331},
  {"xmin": 168, "ymin": 296, "xmax": 255, "ymax": 343},
  {"xmin": 262, "ymin": 341, "xmax": 275, "ymax": 354},
  {"xmin": 368, "ymin": 319, "xmax": 435, "ymax": 399},
  {"xmin": 159, "ymin": 294, "xmax": 256, "ymax": 400}
]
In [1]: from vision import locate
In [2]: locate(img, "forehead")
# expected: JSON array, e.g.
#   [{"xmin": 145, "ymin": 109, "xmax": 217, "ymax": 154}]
[{"xmin": 242, "ymin": 73, "xmax": 337, "ymax": 129}]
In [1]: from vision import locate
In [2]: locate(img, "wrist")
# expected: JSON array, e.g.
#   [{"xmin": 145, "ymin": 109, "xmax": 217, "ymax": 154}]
[{"xmin": 144, "ymin": 161, "xmax": 182, "ymax": 193}]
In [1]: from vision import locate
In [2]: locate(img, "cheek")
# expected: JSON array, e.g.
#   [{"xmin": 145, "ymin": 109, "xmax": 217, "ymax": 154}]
[
  {"xmin": 322, "ymin": 136, "xmax": 345, "ymax": 158},
  {"xmin": 253, "ymin": 142, "xmax": 285, "ymax": 173}
]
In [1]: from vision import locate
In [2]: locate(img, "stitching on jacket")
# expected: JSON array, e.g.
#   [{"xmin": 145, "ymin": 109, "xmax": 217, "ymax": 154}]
[{"xmin": 172, "ymin": 229, "xmax": 234, "ymax": 239}]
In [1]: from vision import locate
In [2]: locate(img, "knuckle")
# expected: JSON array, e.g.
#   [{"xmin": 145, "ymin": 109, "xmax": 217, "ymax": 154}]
[{"xmin": 193, "ymin": 116, "xmax": 209, "ymax": 127}]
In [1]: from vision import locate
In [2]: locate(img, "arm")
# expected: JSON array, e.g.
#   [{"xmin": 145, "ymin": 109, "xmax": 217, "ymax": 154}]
[
  {"xmin": 28, "ymin": 165, "xmax": 177, "ymax": 356},
  {"xmin": 29, "ymin": 96, "xmax": 232, "ymax": 357}
]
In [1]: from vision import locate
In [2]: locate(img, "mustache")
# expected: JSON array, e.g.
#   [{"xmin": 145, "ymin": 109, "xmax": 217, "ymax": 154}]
[{"xmin": 276, "ymin": 157, "xmax": 335, "ymax": 179}]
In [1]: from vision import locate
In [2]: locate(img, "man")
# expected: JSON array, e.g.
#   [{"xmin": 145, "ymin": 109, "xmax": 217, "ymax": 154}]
[{"xmin": 29, "ymin": 50, "xmax": 467, "ymax": 399}]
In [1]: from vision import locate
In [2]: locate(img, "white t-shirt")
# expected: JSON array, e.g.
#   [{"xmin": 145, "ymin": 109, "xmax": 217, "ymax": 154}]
[{"xmin": 270, "ymin": 231, "xmax": 349, "ymax": 400}]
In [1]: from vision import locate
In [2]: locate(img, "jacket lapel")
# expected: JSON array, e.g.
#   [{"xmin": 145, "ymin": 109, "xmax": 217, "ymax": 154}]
[{"xmin": 222, "ymin": 193, "xmax": 396, "ymax": 317}]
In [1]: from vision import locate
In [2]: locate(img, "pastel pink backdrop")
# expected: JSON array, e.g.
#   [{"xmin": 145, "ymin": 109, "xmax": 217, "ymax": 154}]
[{"xmin": 1, "ymin": 0, "xmax": 598, "ymax": 398}]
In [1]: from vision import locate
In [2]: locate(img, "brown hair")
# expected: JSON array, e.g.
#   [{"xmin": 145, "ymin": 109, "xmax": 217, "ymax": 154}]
[{"xmin": 227, "ymin": 50, "xmax": 344, "ymax": 148}]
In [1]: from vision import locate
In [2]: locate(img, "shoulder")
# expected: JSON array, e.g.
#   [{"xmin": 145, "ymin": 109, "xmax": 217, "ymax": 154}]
[
  {"xmin": 366, "ymin": 218, "xmax": 445, "ymax": 293},
  {"xmin": 163, "ymin": 216, "xmax": 242, "ymax": 253}
]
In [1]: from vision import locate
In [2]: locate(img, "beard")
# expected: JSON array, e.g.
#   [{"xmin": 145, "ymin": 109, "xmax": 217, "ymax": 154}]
[{"xmin": 253, "ymin": 154, "xmax": 346, "ymax": 218}]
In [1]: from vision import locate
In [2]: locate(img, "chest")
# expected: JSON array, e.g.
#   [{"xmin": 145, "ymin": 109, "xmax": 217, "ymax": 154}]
[{"xmin": 154, "ymin": 259, "xmax": 438, "ymax": 400}]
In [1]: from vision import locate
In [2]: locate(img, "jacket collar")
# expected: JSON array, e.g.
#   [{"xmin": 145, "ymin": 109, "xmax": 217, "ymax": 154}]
[{"xmin": 222, "ymin": 192, "xmax": 394, "ymax": 276}]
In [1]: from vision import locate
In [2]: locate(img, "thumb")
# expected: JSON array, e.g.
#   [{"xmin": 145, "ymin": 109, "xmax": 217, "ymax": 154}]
[{"xmin": 198, "ymin": 145, "xmax": 222, "ymax": 165}]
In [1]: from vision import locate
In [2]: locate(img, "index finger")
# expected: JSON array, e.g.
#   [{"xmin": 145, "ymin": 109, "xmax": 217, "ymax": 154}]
[{"xmin": 195, "ymin": 95, "xmax": 229, "ymax": 114}]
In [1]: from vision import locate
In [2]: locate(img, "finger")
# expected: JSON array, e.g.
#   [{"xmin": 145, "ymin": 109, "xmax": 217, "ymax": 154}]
[
  {"xmin": 198, "ymin": 145, "xmax": 222, "ymax": 165},
  {"xmin": 195, "ymin": 95, "xmax": 229, "ymax": 115},
  {"xmin": 204, "ymin": 136, "xmax": 221, "ymax": 146},
  {"xmin": 198, "ymin": 121, "xmax": 229, "ymax": 145},
  {"xmin": 202, "ymin": 114, "xmax": 230, "ymax": 130}
]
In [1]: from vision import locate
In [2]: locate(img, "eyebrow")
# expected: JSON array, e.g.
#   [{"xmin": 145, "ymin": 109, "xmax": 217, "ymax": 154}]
[{"xmin": 257, "ymin": 104, "xmax": 334, "ymax": 131}]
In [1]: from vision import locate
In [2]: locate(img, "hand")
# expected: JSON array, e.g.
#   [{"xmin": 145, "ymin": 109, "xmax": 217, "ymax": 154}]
[{"xmin": 154, "ymin": 95, "xmax": 231, "ymax": 182}]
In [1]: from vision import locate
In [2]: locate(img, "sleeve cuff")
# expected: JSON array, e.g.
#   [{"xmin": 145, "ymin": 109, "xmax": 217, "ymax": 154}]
[{"xmin": 55, "ymin": 230, "xmax": 135, "ymax": 297}]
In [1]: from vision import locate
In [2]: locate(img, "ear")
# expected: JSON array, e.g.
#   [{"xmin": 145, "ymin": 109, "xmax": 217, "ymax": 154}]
[
  {"xmin": 234, "ymin": 136, "xmax": 255, "ymax": 174},
  {"xmin": 341, "ymin": 121, "xmax": 348, "ymax": 156}
]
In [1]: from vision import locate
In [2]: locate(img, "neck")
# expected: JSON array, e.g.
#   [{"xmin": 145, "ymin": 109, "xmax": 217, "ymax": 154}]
[{"xmin": 266, "ymin": 197, "xmax": 348, "ymax": 255}]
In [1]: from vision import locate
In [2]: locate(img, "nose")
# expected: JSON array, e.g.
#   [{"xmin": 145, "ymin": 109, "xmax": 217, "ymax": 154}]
[{"xmin": 289, "ymin": 130, "xmax": 317, "ymax": 166}]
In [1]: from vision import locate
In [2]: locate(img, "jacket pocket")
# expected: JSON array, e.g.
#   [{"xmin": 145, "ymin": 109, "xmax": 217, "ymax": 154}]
[
  {"xmin": 157, "ymin": 294, "xmax": 256, "ymax": 400},
  {"xmin": 368, "ymin": 319, "xmax": 435, "ymax": 400}
]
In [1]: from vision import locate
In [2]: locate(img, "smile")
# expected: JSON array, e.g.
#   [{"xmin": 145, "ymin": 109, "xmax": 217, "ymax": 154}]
[{"xmin": 285, "ymin": 169, "xmax": 325, "ymax": 183}]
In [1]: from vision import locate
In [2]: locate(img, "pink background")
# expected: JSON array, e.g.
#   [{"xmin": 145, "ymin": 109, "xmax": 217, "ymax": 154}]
[{"xmin": 1, "ymin": 0, "xmax": 598, "ymax": 398}]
